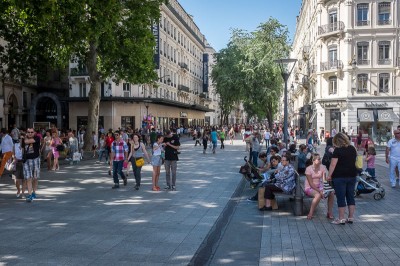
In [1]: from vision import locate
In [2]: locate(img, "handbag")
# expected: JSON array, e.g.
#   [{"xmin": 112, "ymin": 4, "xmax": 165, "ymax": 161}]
[
  {"xmin": 135, "ymin": 157, "xmax": 145, "ymax": 167},
  {"xmin": 355, "ymin": 155, "xmax": 363, "ymax": 169},
  {"xmin": 56, "ymin": 144, "xmax": 65, "ymax": 152},
  {"xmin": 5, "ymin": 158, "xmax": 16, "ymax": 172}
]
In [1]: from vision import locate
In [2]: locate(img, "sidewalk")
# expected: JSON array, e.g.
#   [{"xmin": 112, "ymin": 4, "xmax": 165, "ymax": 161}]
[{"xmin": 0, "ymin": 139, "xmax": 399, "ymax": 265}]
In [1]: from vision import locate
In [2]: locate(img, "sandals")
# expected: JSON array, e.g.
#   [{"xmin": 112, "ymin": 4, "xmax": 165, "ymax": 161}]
[
  {"xmin": 331, "ymin": 219, "xmax": 346, "ymax": 225},
  {"xmin": 326, "ymin": 213, "xmax": 334, "ymax": 219},
  {"xmin": 346, "ymin": 218, "xmax": 354, "ymax": 224}
]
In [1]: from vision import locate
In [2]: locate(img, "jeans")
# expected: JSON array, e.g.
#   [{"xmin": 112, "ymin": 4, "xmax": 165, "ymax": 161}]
[
  {"xmin": 332, "ymin": 177, "xmax": 356, "ymax": 208},
  {"xmin": 365, "ymin": 168, "xmax": 375, "ymax": 178},
  {"xmin": 164, "ymin": 160, "xmax": 177, "ymax": 186},
  {"xmin": 220, "ymin": 139, "xmax": 225, "ymax": 149},
  {"xmin": 69, "ymin": 145, "xmax": 77, "ymax": 159},
  {"xmin": 264, "ymin": 139, "xmax": 270, "ymax": 149},
  {"xmin": 251, "ymin": 151, "xmax": 259, "ymax": 167},
  {"xmin": 130, "ymin": 158, "xmax": 142, "ymax": 186},
  {"xmin": 98, "ymin": 148, "xmax": 108, "ymax": 162},
  {"xmin": 389, "ymin": 157, "xmax": 400, "ymax": 186},
  {"xmin": 112, "ymin": 160, "xmax": 126, "ymax": 184},
  {"xmin": 212, "ymin": 141, "xmax": 217, "ymax": 151}
]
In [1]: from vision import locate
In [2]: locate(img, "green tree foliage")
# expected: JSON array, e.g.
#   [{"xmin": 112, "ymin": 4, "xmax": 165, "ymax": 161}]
[
  {"xmin": 0, "ymin": 0, "xmax": 165, "ymax": 148},
  {"xmin": 211, "ymin": 18, "xmax": 291, "ymax": 127}
]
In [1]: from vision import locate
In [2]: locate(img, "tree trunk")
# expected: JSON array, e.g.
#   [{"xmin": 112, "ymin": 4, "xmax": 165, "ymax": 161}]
[{"xmin": 83, "ymin": 41, "xmax": 100, "ymax": 151}]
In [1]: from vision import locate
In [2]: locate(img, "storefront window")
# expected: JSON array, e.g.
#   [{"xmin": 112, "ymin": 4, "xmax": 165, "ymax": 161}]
[
  {"xmin": 77, "ymin": 116, "xmax": 104, "ymax": 131},
  {"xmin": 121, "ymin": 116, "xmax": 135, "ymax": 130}
]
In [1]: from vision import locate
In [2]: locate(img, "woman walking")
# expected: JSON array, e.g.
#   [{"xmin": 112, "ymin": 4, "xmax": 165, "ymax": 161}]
[
  {"xmin": 327, "ymin": 132, "xmax": 357, "ymax": 225},
  {"xmin": 151, "ymin": 135, "xmax": 164, "ymax": 191},
  {"xmin": 50, "ymin": 131, "xmax": 62, "ymax": 171},
  {"xmin": 127, "ymin": 134, "xmax": 150, "ymax": 190},
  {"xmin": 41, "ymin": 130, "xmax": 52, "ymax": 170}
]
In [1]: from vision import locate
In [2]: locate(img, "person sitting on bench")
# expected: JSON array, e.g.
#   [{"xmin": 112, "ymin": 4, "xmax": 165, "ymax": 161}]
[{"xmin": 260, "ymin": 155, "xmax": 296, "ymax": 211}]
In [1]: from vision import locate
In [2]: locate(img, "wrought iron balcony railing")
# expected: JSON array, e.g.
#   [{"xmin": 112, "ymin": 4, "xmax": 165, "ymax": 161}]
[
  {"xmin": 318, "ymin": 21, "xmax": 345, "ymax": 35},
  {"xmin": 320, "ymin": 60, "xmax": 343, "ymax": 71}
]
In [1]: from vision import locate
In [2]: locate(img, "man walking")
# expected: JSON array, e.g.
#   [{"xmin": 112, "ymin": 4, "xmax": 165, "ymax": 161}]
[
  {"xmin": 386, "ymin": 129, "xmax": 400, "ymax": 188},
  {"xmin": 23, "ymin": 128, "xmax": 41, "ymax": 202},
  {"xmin": 164, "ymin": 129, "xmax": 180, "ymax": 190},
  {"xmin": 0, "ymin": 128, "xmax": 14, "ymax": 177},
  {"xmin": 110, "ymin": 130, "xmax": 129, "ymax": 189}
]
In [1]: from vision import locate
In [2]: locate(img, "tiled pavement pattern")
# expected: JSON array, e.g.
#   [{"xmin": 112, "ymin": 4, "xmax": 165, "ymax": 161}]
[{"xmin": 0, "ymin": 138, "xmax": 398, "ymax": 266}]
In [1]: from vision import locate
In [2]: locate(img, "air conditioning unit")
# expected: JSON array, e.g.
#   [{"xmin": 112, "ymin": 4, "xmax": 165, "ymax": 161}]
[{"xmin": 123, "ymin": 91, "xmax": 130, "ymax": 97}]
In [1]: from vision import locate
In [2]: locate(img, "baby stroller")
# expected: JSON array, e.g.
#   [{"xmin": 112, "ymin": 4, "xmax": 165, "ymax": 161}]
[
  {"xmin": 354, "ymin": 171, "xmax": 385, "ymax": 200},
  {"xmin": 239, "ymin": 156, "xmax": 263, "ymax": 188}
]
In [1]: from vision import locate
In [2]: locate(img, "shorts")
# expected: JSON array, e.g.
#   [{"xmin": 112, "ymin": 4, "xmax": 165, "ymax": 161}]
[
  {"xmin": 305, "ymin": 184, "xmax": 323, "ymax": 197},
  {"xmin": 14, "ymin": 161, "xmax": 24, "ymax": 180},
  {"xmin": 151, "ymin": 155, "xmax": 162, "ymax": 166},
  {"xmin": 23, "ymin": 157, "xmax": 41, "ymax": 179}
]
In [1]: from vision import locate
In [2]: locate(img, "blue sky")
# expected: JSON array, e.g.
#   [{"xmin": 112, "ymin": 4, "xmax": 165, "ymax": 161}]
[{"xmin": 178, "ymin": 0, "xmax": 303, "ymax": 51}]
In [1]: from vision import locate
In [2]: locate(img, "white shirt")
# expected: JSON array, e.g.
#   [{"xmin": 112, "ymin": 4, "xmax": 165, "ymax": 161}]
[
  {"xmin": 1, "ymin": 134, "xmax": 13, "ymax": 153},
  {"xmin": 387, "ymin": 138, "xmax": 400, "ymax": 159},
  {"xmin": 14, "ymin": 143, "xmax": 22, "ymax": 160},
  {"xmin": 153, "ymin": 143, "xmax": 162, "ymax": 156},
  {"xmin": 264, "ymin": 131, "xmax": 270, "ymax": 140}
]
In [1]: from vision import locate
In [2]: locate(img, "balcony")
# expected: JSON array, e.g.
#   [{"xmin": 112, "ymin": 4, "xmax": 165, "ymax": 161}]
[
  {"xmin": 70, "ymin": 68, "xmax": 89, "ymax": 77},
  {"xmin": 320, "ymin": 60, "xmax": 343, "ymax": 72},
  {"xmin": 199, "ymin": 92, "xmax": 207, "ymax": 99},
  {"xmin": 378, "ymin": 19, "xmax": 391, "ymax": 26},
  {"xmin": 318, "ymin": 21, "xmax": 345, "ymax": 40},
  {"xmin": 319, "ymin": 0, "xmax": 338, "ymax": 6},
  {"xmin": 178, "ymin": 84, "xmax": 190, "ymax": 92},
  {"xmin": 357, "ymin": 59, "xmax": 370, "ymax": 66},
  {"xmin": 357, "ymin": 20, "xmax": 370, "ymax": 26},
  {"xmin": 178, "ymin": 62, "xmax": 189, "ymax": 71},
  {"xmin": 378, "ymin": 59, "xmax": 391, "ymax": 65}
]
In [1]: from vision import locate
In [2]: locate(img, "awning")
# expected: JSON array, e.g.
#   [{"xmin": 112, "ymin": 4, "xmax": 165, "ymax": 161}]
[
  {"xmin": 309, "ymin": 112, "xmax": 317, "ymax": 123},
  {"xmin": 358, "ymin": 110, "xmax": 374, "ymax": 122},
  {"xmin": 377, "ymin": 109, "xmax": 396, "ymax": 122}
]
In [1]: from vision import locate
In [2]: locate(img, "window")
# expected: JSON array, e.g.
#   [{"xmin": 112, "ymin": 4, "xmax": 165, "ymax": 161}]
[
  {"xmin": 378, "ymin": 41, "xmax": 390, "ymax": 64},
  {"xmin": 123, "ymin": 83, "xmax": 131, "ymax": 97},
  {"xmin": 379, "ymin": 73, "xmax": 389, "ymax": 93},
  {"xmin": 357, "ymin": 42, "xmax": 369, "ymax": 65},
  {"xmin": 357, "ymin": 4, "xmax": 369, "ymax": 26},
  {"xmin": 23, "ymin": 92, "xmax": 27, "ymax": 107},
  {"xmin": 357, "ymin": 74, "xmax": 368, "ymax": 93},
  {"xmin": 121, "ymin": 116, "xmax": 135, "ymax": 130},
  {"xmin": 378, "ymin": 2, "xmax": 391, "ymax": 25},
  {"xmin": 329, "ymin": 77, "xmax": 337, "ymax": 95},
  {"xmin": 329, "ymin": 10, "xmax": 338, "ymax": 31},
  {"xmin": 79, "ymin": 83, "xmax": 87, "ymax": 97}
]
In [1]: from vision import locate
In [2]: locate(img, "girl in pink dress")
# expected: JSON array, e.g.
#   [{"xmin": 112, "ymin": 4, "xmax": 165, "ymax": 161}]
[
  {"xmin": 50, "ymin": 131, "xmax": 62, "ymax": 171},
  {"xmin": 305, "ymin": 153, "xmax": 334, "ymax": 220}
]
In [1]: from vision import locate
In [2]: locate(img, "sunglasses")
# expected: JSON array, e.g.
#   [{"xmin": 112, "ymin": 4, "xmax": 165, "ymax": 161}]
[{"xmin": 27, "ymin": 131, "xmax": 34, "ymax": 133}]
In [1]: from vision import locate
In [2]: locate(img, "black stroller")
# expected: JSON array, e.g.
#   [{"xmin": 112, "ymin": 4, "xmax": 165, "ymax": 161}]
[
  {"xmin": 239, "ymin": 156, "xmax": 263, "ymax": 188},
  {"xmin": 354, "ymin": 171, "xmax": 385, "ymax": 200}
]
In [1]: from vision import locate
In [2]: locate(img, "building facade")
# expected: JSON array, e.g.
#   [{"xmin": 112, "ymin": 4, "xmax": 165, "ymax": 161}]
[
  {"xmin": 68, "ymin": 0, "xmax": 215, "ymax": 131},
  {"xmin": 290, "ymin": 0, "xmax": 400, "ymax": 142}
]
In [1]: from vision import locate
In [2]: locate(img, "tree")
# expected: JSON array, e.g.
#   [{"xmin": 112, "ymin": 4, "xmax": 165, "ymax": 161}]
[
  {"xmin": 211, "ymin": 18, "xmax": 291, "ymax": 127},
  {"xmin": 0, "ymin": 0, "xmax": 165, "ymax": 148}
]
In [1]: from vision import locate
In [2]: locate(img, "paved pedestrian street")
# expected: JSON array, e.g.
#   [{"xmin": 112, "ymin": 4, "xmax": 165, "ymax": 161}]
[{"xmin": 1, "ymin": 139, "xmax": 400, "ymax": 265}]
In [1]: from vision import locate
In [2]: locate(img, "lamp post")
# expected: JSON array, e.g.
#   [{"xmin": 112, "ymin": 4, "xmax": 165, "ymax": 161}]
[{"xmin": 274, "ymin": 58, "xmax": 297, "ymax": 149}]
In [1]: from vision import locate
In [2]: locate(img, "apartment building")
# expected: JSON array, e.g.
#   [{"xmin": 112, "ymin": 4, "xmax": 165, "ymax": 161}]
[
  {"xmin": 289, "ymin": 0, "xmax": 399, "ymax": 142},
  {"xmin": 68, "ymin": 0, "xmax": 214, "ymax": 131}
]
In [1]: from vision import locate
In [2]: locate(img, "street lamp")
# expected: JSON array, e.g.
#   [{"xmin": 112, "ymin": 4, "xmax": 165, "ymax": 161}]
[{"xmin": 274, "ymin": 58, "xmax": 297, "ymax": 149}]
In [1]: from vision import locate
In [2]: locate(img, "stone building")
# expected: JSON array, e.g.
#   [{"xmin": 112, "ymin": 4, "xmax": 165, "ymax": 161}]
[
  {"xmin": 68, "ymin": 0, "xmax": 215, "ymax": 131},
  {"xmin": 289, "ymin": 0, "xmax": 400, "ymax": 142}
]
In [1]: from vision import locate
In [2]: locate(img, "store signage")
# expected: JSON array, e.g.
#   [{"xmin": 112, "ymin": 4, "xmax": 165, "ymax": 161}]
[
  {"xmin": 323, "ymin": 103, "xmax": 339, "ymax": 108},
  {"xmin": 365, "ymin": 102, "xmax": 388, "ymax": 108},
  {"xmin": 203, "ymin": 54, "xmax": 209, "ymax": 92},
  {"xmin": 152, "ymin": 23, "xmax": 160, "ymax": 69}
]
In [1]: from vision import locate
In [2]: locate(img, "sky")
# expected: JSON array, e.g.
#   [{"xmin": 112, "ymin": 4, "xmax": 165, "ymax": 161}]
[{"xmin": 178, "ymin": 0, "xmax": 303, "ymax": 51}]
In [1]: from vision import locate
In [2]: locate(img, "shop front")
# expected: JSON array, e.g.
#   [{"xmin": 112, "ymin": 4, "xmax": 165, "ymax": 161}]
[{"xmin": 358, "ymin": 107, "xmax": 397, "ymax": 144}]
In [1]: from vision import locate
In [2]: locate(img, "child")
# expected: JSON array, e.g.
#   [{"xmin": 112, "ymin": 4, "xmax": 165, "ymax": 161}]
[
  {"xmin": 365, "ymin": 146, "xmax": 376, "ymax": 181},
  {"xmin": 151, "ymin": 135, "xmax": 164, "ymax": 191}
]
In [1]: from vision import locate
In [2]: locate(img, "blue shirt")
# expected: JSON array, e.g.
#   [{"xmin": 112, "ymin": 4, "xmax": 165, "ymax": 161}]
[{"xmin": 211, "ymin": 131, "xmax": 218, "ymax": 143}]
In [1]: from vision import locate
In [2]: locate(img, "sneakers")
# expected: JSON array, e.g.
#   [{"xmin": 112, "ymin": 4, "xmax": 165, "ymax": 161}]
[
  {"xmin": 26, "ymin": 195, "xmax": 33, "ymax": 202},
  {"xmin": 164, "ymin": 185, "xmax": 171, "ymax": 190},
  {"xmin": 112, "ymin": 184, "xmax": 120, "ymax": 189},
  {"xmin": 247, "ymin": 196, "xmax": 257, "ymax": 202},
  {"xmin": 134, "ymin": 185, "xmax": 140, "ymax": 190},
  {"xmin": 65, "ymin": 158, "xmax": 71, "ymax": 161},
  {"xmin": 31, "ymin": 192, "xmax": 37, "ymax": 199},
  {"xmin": 171, "ymin": 185, "xmax": 176, "ymax": 191}
]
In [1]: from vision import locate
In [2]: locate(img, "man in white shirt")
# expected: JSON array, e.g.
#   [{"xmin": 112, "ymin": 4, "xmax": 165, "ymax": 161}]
[
  {"xmin": 10, "ymin": 124, "xmax": 20, "ymax": 143},
  {"xmin": 263, "ymin": 129, "xmax": 271, "ymax": 149},
  {"xmin": 386, "ymin": 129, "xmax": 400, "ymax": 188},
  {"xmin": 0, "ymin": 128, "xmax": 14, "ymax": 176}
]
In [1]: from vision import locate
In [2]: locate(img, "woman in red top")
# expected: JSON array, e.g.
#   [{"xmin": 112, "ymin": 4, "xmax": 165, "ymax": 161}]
[{"xmin": 105, "ymin": 132, "xmax": 115, "ymax": 164}]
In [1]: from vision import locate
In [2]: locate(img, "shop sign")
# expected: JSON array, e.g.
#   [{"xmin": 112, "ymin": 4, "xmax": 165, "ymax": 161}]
[
  {"xmin": 180, "ymin": 112, "xmax": 187, "ymax": 118},
  {"xmin": 365, "ymin": 102, "xmax": 388, "ymax": 108}
]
